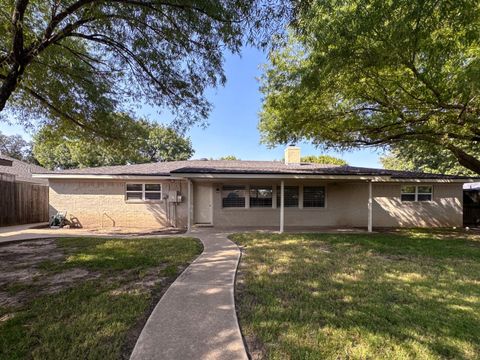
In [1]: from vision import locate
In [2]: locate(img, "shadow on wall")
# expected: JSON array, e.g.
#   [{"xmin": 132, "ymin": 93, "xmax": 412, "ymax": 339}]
[{"xmin": 375, "ymin": 198, "xmax": 462, "ymax": 227}]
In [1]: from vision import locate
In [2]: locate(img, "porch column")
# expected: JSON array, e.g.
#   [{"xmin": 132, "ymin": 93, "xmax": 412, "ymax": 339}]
[
  {"xmin": 280, "ymin": 180, "xmax": 285, "ymax": 233},
  {"xmin": 187, "ymin": 179, "xmax": 193, "ymax": 232},
  {"xmin": 367, "ymin": 180, "xmax": 373, "ymax": 232}
]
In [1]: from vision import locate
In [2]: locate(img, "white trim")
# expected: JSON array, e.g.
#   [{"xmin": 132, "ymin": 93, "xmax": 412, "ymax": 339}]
[
  {"xmin": 172, "ymin": 173, "xmax": 391, "ymax": 181},
  {"xmin": 125, "ymin": 182, "xmax": 162, "ymax": 203},
  {"xmin": 400, "ymin": 184, "xmax": 433, "ymax": 202},
  {"xmin": 32, "ymin": 174, "xmax": 184, "ymax": 180},
  {"xmin": 32, "ymin": 173, "xmax": 476, "ymax": 183}
]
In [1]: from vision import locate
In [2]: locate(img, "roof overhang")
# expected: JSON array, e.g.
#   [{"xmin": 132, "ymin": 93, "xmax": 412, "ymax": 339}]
[
  {"xmin": 173, "ymin": 173, "xmax": 474, "ymax": 182},
  {"xmin": 31, "ymin": 172, "xmax": 477, "ymax": 183},
  {"xmin": 32, "ymin": 174, "xmax": 184, "ymax": 180}
]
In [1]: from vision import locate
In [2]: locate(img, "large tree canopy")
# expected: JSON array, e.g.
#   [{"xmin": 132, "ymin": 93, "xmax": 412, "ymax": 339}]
[
  {"xmin": 0, "ymin": 1, "xmax": 299, "ymax": 136},
  {"xmin": 381, "ymin": 142, "xmax": 478, "ymax": 176},
  {"xmin": 259, "ymin": 0, "xmax": 480, "ymax": 174},
  {"xmin": 0, "ymin": 130, "xmax": 35, "ymax": 162},
  {"xmin": 301, "ymin": 155, "xmax": 347, "ymax": 166},
  {"xmin": 32, "ymin": 116, "xmax": 194, "ymax": 169}
]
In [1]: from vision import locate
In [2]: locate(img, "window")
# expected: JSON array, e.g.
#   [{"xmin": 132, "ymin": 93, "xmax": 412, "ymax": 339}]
[
  {"xmin": 303, "ymin": 186, "xmax": 325, "ymax": 208},
  {"xmin": 401, "ymin": 185, "xmax": 432, "ymax": 202},
  {"xmin": 250, "ymin": 186, "xmax": 273, "ymax": 207},
  {"xmin": 126, "ymin": 183, "xmax": 162, "ymax": 201},
  {"xmin": 276, "ymin": 186, "xmax": 299, "ymax": 207},
  {"xmin": 222, "ymin": 185, "xmax": 246, "ymax": 208}
]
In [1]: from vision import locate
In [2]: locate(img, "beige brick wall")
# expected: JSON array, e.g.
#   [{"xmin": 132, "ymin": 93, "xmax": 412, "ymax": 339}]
[
  {"xmin": 49, "ymin": 179, "xmax": 188, "ymax": 228},
  {"xmin": 49, "ymin": 178, "xmax": 463, "ymax": 229},
  {"xmin": 208, "ymin": 180, "xmax": 463, "ymax": 228}
]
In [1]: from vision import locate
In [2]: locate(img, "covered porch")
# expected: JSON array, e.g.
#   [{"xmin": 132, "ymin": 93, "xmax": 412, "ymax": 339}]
[{"xmin": 185, "ymin": 176, "xmax": 375, "ymax": 233}]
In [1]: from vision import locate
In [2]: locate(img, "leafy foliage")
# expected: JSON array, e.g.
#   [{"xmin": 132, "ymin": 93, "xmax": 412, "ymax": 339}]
[
  {"xmin": 381, "ymin": 142, "xmax": 478, "ymax": 176},
  {"xmin": 1, "ymin": 1, "xmax": 299, "ymax": 136},
  {"xmin": 218, "ymin": 155, "xmax": 240, "ymax": 160},
  {"xmin": 33, "ymin": 116, "xmax": 194, "ymax": 169},
  {"xmin": 259, "ymin": 0, "xmax": 480, "ymax": 174},
  {"xmin": 0, "ymin": 131, "xmax": 35, "ymax": 163},
  {"xmin": 301, "ymin": 155, "xmax": 347, "ymax": 165}
]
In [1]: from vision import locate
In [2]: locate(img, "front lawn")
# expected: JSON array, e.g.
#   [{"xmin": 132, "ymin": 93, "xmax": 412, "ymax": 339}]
[
  {"xmin": 0, "ymin": 236, "xmax": 202, "ymax": 360},
  {"xmin": 232, "ymin": 230, "xmax": 480, "ymax": 359}
]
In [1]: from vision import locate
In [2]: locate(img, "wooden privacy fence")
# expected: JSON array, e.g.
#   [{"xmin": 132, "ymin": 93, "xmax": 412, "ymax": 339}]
[{"xmin": 0, "ymin": 180, "xmax": 49, "ymax": 227}]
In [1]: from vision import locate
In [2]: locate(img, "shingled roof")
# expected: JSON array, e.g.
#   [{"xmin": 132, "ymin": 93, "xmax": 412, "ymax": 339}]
[
  {"xmin": 0, "ymin": 154, "xmax": 48, "ymax": 184},
  {"xmin": 32, "ymin": 159, "xmax": 472, "ymax": 180}
]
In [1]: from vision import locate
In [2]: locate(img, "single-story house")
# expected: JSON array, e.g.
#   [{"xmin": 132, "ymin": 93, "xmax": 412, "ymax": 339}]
[{"xmin": 32, "ymin": 146, "xmax": 474, "ymax": 232}]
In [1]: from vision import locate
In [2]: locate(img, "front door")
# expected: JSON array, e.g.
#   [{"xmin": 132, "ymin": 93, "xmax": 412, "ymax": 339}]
[{"xmin": 194, "ymin": 183, "xmax": 213, "ymax": 224}]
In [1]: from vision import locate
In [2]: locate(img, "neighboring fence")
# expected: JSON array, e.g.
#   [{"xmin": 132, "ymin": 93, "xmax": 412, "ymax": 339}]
[{"xmin": 0, "ymin": 179, "xmax": 49, "ymax": 227}]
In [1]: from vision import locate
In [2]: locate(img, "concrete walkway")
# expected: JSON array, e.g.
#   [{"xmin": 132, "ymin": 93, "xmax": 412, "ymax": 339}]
[{"xmin": 130, "ymin": 228, "xmax": 247, "ymax": 360}]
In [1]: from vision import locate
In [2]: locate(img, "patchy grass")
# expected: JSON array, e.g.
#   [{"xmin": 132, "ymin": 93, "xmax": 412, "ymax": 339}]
[
  {"xmin": 232, "ymin": 230, "xmax": 480, "ymax": 360},
  {"xmin": 0, "ymin": 237, "xmax": 202, "ymax": 360}
]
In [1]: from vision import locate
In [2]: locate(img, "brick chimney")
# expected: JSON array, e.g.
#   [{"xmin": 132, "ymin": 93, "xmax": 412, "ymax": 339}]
[{"xmin": 284, "ymin": 145, "xmax": 301, "ymax": 165}]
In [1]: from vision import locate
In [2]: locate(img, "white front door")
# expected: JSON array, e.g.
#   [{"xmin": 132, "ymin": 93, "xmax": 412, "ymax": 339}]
[{"xmin": 194, "ymin": 183, "xmax": 213, "ymax": 224}]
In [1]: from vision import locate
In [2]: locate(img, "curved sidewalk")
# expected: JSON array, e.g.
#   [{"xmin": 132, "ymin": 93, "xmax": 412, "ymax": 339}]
[{"xmin": 130, "ymin": 229, "xmax": 248, "ymax": 360}]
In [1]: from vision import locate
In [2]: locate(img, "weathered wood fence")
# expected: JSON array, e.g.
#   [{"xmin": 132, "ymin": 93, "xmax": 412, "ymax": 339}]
[{"xmin": 0, "ymin": 180, "xmax": 49, "ymax": 227}]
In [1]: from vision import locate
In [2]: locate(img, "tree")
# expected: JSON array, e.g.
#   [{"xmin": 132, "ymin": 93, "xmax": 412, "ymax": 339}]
[
  {"xmin": 259, "ymin": 0, "xmax": 480, "ymax": 174},
  {"xmin": 1, "ymin": 1, "xmax": 299, "ymax": 137},
  {"xmin": 0, "ymin": 130, "xmax": 35, "ymax": 162},
  {"xmin": 218, "ymin": 155, "xmax": 239, "ymax": 160},
  {"xmin": 380, "ymin": 142, "xmax": 478, "ymax": 176},
  {"xmin": 301, "ymin": 155, "xmax": 347, "ymax": 166},
  {"xmin": 33, "ymin": 116, "xmax": 194, "ymax": 169}
]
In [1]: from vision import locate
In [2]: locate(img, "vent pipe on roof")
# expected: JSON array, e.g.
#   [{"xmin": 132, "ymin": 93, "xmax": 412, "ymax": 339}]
[{"xmin": 284, "ymin": 145, "xmax": 301, "ymax": 165}]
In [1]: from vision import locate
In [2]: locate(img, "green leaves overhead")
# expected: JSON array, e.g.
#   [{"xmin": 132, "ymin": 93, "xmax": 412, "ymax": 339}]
[
  {"xmin": 32, "ymin": 115, "xmax": 194, "ymax": 169},
  {"xmin": 1, "ymin": 1, "xmax": 299, "ymax": 136},
  {"xmin": 260, "ymin": 0, "xmax": 480, "ymax": 174}
]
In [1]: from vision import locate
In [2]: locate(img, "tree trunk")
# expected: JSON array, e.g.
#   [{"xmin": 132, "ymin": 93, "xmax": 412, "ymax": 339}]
[
  {"xmin": 0, "ymin": 64, "xmax": 26, "ymax": 111},
  {"xmin": 0, "ymin": 0, "xmax": 30, "ymax": 111},
  {"xmin": 447, "ymin": 144, "xmax": 480, "ymax": 175}
]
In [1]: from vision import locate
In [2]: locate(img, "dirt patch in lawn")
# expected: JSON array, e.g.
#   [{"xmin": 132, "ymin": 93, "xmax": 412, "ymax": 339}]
[{"xmin": 0, "ymin": 239, "xmax": 101, "ymax": 308}]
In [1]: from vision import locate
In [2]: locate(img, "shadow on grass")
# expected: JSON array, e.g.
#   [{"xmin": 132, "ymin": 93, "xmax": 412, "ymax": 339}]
[{"xmin": 233, "ymin": 232, "xmax": 480, "ymax": 359}]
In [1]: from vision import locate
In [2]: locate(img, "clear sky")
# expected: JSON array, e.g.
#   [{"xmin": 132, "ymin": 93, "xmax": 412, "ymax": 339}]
[{"xmin": 1, "ymin": 46, "xmax": 383, "ymax": 167}]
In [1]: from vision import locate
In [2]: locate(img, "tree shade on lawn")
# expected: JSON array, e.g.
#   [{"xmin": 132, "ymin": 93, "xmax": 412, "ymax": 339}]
[
  {"xmin": 232, "ymin": 230, "xmax": 480, "ymax": 359},
  {"xmin": 0, "ymin": 237, "xmax": 202, "ymax": 359}
]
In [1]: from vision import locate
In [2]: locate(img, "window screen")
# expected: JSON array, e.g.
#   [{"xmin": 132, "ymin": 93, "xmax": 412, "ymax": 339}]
[
  {"xmin": 401, "ymin": 185, "xmax": 432, "ymax": 202},
  {"xmin": 126, "ymin": 183, "xmax": 162, "ymax": 201},
  {"xmin": 250, "ymin": 186, "xmax": 273, "ymax": 208},
  {"xmin": 222, "ymin": 185, "xmax": 246, "ymax": 208},
  {"xmin": 276, "ymin": 186, "xmax": 299, "ymax": 207},
  {"xmin": 303, "ymin": 186, "xmax": 325, "ymax": 208}
]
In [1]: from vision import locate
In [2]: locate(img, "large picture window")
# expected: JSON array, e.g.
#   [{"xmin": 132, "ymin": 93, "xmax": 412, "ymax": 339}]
[
  {"xmin": 303, "ymin": 186, "xmax": 325, "ymax": 208},
  {"xmin": 276, "ymin": 186, "xmax": 299, "ymax": 207},
  {"xmin": 222, "ymin": 185, "xmax": 246, "ymax": 208},
  {"xmin": 126, "ymin": 183, "xmax": 162, "ymax": 201},
  {"xmin": 250, "ymin": 186, "xmax": 273, "ymax": 207},
  {"xmin": 401, "ymin": 185, "xmax": 432, "ymax": 202}
]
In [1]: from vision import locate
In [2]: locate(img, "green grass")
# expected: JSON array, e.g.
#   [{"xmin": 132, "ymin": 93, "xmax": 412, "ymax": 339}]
[
  {"xmin": 0, "ymin": 237, "xmax": 202, "ymax": 360},
  {"xmin": 231, "ymin": 230, "xmax": 480, "ymax": 360}
]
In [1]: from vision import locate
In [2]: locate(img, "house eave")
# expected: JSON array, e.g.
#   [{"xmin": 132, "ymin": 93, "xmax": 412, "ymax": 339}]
[{"xmin": 31, "ymin": 174, "xmax": 185, "ymax": 180}]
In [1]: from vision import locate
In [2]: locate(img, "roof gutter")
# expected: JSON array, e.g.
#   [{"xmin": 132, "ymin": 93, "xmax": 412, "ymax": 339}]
[{"xmin": 31, "ymin": 174, "xmax": 185, "ymax": 180}]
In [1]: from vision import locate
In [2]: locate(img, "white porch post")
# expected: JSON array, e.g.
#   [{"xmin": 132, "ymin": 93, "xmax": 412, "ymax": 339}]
[
  {"xmin": 280, "ymin": 180, "xmax": 285, "ymax": 233},
  {"xmin": 367, "ymin": 180, "xmax": 373, "ymax": 232},
  {"xmin": 187, "ymin": 179, "xmax": 193, "ymax": 232}
]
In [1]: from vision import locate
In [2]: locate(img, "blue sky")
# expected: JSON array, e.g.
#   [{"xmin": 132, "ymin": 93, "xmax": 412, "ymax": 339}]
[{"xmin": 1, "ymin": 46, "xmax": 383, "ymax": 167}]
